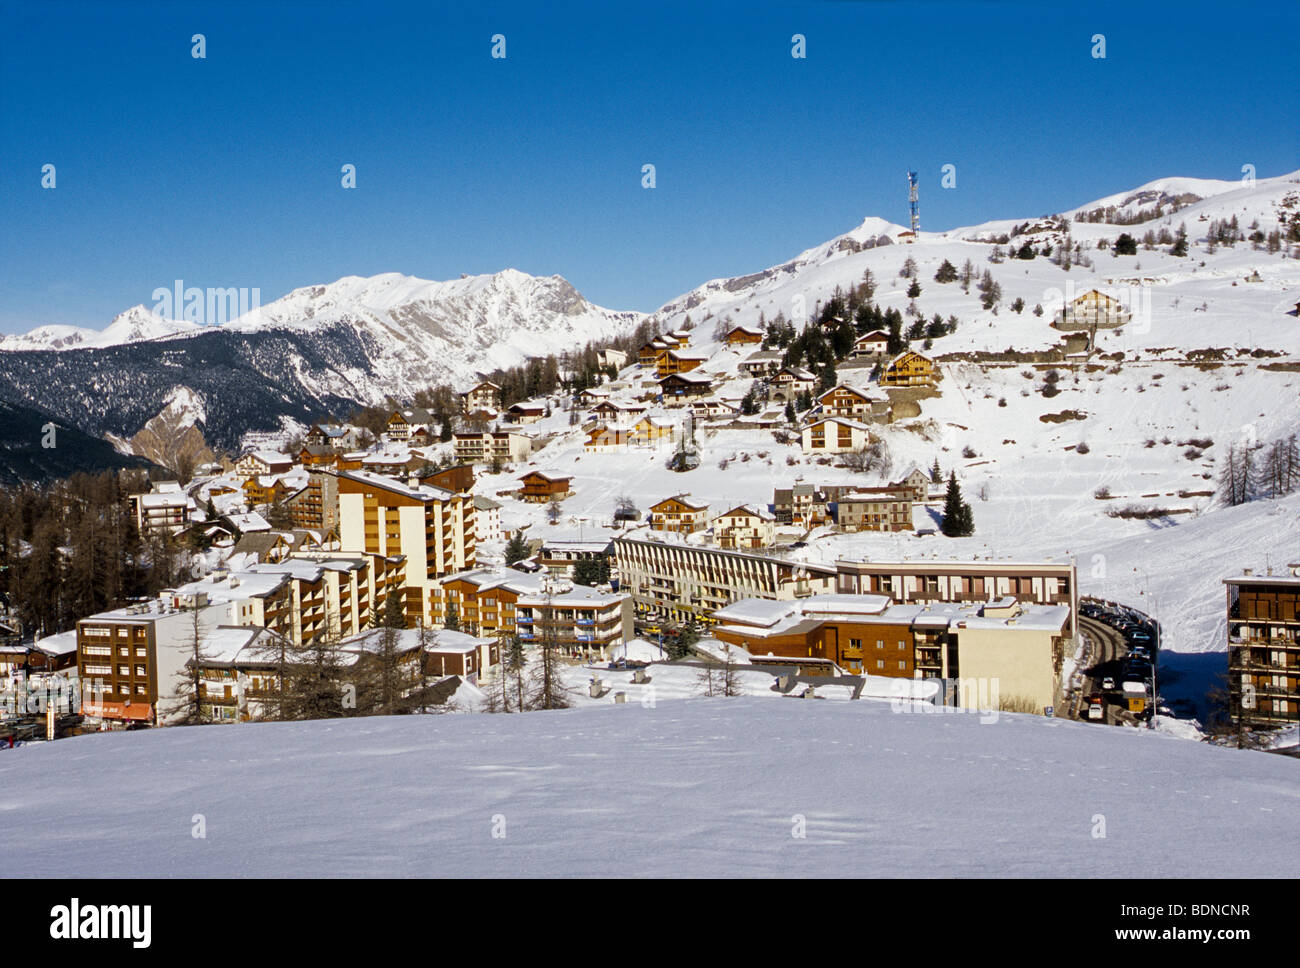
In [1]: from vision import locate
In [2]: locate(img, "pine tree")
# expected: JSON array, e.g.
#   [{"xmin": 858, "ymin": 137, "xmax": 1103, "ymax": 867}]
[
  {"xmin": 1171, "ymin": 222, "xmax": 1188, "ymax": 256},
  {"xmin": 906, "ymin": 279, "xmax": 922, "ymax": 299},
  {"xmin": 930, "ymin": 457, "xmax": 942, "ymax": 483},
  {"xmin": 504, "ymin": 532, "xmax": 530, "ymax": 564},
  {"xmin": 934, "ymin": 259, "xmax": 958, "ymax": 283},
  {"xmin": 503, "ymin": 634, "xmax": 527, "ymax": 712},
  {"xmin": 941, "ymin": 471, "xmax": 974, "ymax": 537}
]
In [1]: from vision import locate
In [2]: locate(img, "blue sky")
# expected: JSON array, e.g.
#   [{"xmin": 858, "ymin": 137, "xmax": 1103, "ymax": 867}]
[{"xmin": 1, "ymin": 0, "xmax": 1296, "ymax": 332}]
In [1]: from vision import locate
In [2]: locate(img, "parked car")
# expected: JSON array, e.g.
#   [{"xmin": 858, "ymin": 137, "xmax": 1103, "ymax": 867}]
[
  {"xmin": 1102, "ymin": 676, "xmax": 1116, "ymax": 690},
  {"xmin": 1087, "ymin": 697, "xmax": 1106, "ymax": 721}
]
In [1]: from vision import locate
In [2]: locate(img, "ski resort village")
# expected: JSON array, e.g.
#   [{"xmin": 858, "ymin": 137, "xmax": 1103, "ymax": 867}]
[{"xmin": 3, "ymin": 168, "xmax": 1300, "ymax": 878}]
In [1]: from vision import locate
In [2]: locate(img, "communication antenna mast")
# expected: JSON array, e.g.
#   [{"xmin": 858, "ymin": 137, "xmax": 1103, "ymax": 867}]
[{"xmin": 907, "ymin": 169, "xmax": 920, "ymax": 240}]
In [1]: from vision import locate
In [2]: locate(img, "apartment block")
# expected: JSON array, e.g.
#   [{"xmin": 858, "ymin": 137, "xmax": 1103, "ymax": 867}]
[
  {"xmin": 1226, "ymin": 569, "xmax": 1300, "ymax": 728},
  {"xmin": 612, "ymin": 535, "xmax": 836, "ymax": 626},
  {"xmin": 337, "ymin": 470, "xmax": 475, "ymax": 627},
  {"xmin": 834, "ymin": 558, "xmax": 1078, "ymax": 638}
]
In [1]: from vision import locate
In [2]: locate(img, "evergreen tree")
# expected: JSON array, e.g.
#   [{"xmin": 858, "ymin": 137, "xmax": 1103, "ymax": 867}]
[
  {"xmin": 906, "ymin": 279, "xmax": 922, "ymax": 299},
  {"xmin": 934, "ymin": 259, "xmax": 958, "ymax": 283},
  {"xmin": 504, "ymin": 532, "xmax": 530, "ymax": 564},
  {"xmin": 1171, "ymin": 223, "xmax": 1188, "ymax": 256},
  {"xmin": 573, "ymin": 555, "xmax": 611, "ymax": 587},
  {"xmin": 941, "ymin": 471, "xmax": 974, "ymax": 537}
]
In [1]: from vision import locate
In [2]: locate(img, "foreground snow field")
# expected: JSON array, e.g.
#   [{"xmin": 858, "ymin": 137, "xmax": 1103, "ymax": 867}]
[{"xmin": 3, "ymin": 698, "xmax": 1296, "ymax": 877}]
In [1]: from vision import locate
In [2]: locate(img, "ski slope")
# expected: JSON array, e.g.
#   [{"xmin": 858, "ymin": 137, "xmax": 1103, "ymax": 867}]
[{"xmin": 2, "ymin": 696, "xmax": 1296, "ymax": 877}]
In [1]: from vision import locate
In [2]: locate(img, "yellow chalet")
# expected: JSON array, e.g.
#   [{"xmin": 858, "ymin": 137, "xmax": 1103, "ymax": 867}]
[
  {"xmin": 632, "ymin": 415, "xmax": 674, "ymax": 445},
  {"xmin": 880, "ymin": 350, "xmax": 936, "ymax": 388},
  {"xmin": 649, "ymin": 494, "xmax": 710, "ymax": 534}
]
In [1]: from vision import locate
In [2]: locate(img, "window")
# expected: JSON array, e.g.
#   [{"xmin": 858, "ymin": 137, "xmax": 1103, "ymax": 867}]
[
  {"xmin": 118, "ymin": 666, "xmax": 129, "ymax": 677},
  {"xmin": 876, "ymin": 660, "xmax": 884, "ymax": 669},
  {"xmin": 135, "ymin": 666, "xmax": 147, "ymax": 677},
  {"xmin": 136, "ymin": 685, "xmax": 147, "ymax": 695},
  {"xmin": 876, "ymin": 640, "xmax": 884, "ymax": 649},
  {"xmin": 898, "ymin": 661, "xmax": 906, "ymax": 670}
]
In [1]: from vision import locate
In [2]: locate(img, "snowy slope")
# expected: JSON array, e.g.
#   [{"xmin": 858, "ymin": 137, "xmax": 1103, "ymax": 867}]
[{"xmin": 2, "ymin": 697, "xmax": 1296, "ymax": 877}]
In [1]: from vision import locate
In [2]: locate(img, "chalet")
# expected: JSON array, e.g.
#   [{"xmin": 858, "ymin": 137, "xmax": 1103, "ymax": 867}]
[
  {"xmin": 461, "ymin": 381, "xmax": 502, "ymax": 414},
  {"xmin": 519, "ymin": 471, "xmax": 572, "ymax": 503},
  {"xmin": 242, "ymin": 474, "xmax": 294, "ymax": 507},
  {"xmin": 453, "ymin": 431, "xmax": 533, "ymax": 465},
  {"xmin": 591, "ymin": 399, "xmax": 647, "ymax": 422},
  {"xmin": 234, "ymin": 450, "xmax": 294, "ymax": 481},
  {"xmin": 658, "ymin": 371, "xmax": 713, "ymax": 402},
  {"xmin": 724, "ymin": 324, "xmax": 764, "ymax": 346},
  {"xmin": 579, "ymin": 386, "xmax": 613, "ymax": 406},
  {"xmin": 768, "ymin": 366, "xmax": 816, "ymax": 403},
  {"xmin": 584, "ymin": 425, "xmax": 634, "ymax": 453},
  {"xmin": 385, "ymin": 407, "xmax": 435, "ymax": 444},
  {"xmin": 649, "ymin": 495, "xmax": 710, "ymax": 534},
  {"xmin": 739, "ymin": 349, "xmax": 784, "ymax": 378},
  {"xmin": 656, "ymin": 349, "xmax": 709, "ymax": 379},
  {"xmin": 713, "ymin": 504, "xmax": 776, "ymax": 550},
  {"xmin": 880, "ymin": 350, "xmax": 936, "ymax": 388},
  {"xmin": 229, "ymin": 531, "xmax": 295, "ymax": 564},
  {"xmin": 1051, "ymin": 288, "xmax": 1130, "ymax": 331},
  {"xmin": 892, "ymin": 466, "xmax": 932, "ymax": 503},
  {"xmin": 632, "ymin": 415, "xmax": 674, "ymax": 445},
  {"xmin": 800, "ymin": 417, "xmax": 874, "ymax": 455},
  {"xmin": 638, "ymin": 338, "xmax": 674, "ymax": 366},
  {"xmin": 359, "ymin": 451, "xmax": 426, "ymax": 477},
  {"xmin": 298, "ymin": 444, "xmax": 341, "ymax": 468},
  {"xmin": 304, "ymin": 423, "xmax": 354, "ymax": 449},
  {"xmin": 817, "ymin": 383, "xmax": 892, "ymax": 422},
  {"xmin": 666, "ymin": 328, "xmax": 692, "ymax": 348},
  {"xmin": 596, "ymin": 348, "xmax": 628, "ymax": 370},
  {"xmin": 420, "ymin": 464, "xmax": 475, "ymax": 494},
  {"xmin": 421, "ymin": 630, "xmax": 499, "ymax": 680},
  {"xmin": 506, "ymin": 401, "xmax": 547, "ymax": 425},
  {"xmin": 689, "ymin": 398, "xmax": 741, "ymax": 421},
  {"xmin": 852, "ymin": 330, "xmax": 890, "ymax": 359}
]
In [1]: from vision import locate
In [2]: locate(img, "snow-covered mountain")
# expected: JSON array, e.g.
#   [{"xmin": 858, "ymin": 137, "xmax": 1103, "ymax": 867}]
[{"xmin": 0, "ymin": 269, "xmax": 642, "ymax": 454}]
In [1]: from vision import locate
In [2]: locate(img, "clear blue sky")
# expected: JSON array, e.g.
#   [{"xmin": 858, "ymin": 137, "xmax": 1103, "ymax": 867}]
[{"xmin": 1, "ymin": 0, "xmax": 1296, "ymax": 332}]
